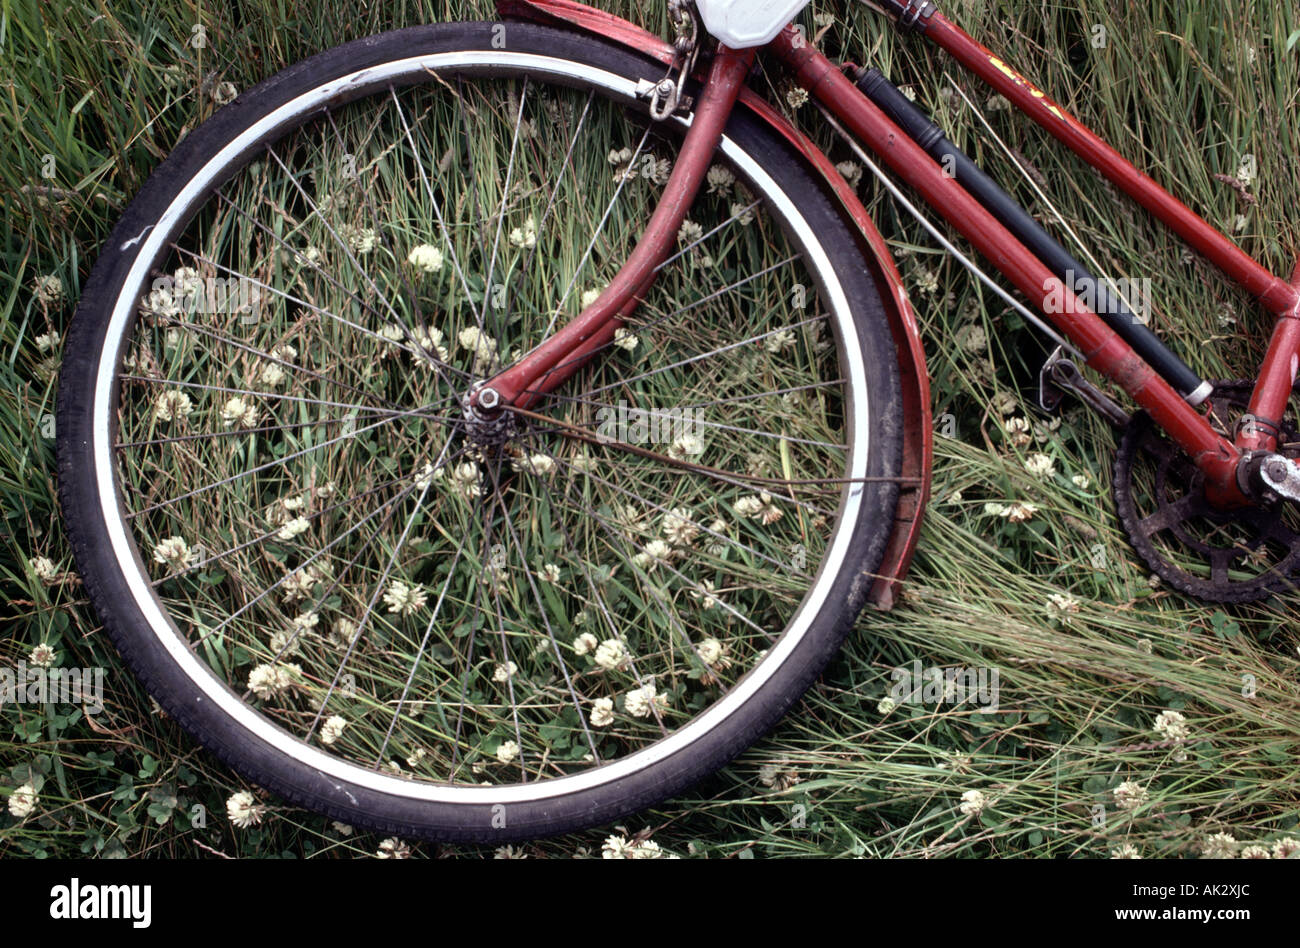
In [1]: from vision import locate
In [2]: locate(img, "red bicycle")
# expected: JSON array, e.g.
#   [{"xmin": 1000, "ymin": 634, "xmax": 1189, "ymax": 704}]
[{"xmin": 57, "ymin": 0, "xmax": 1300, "ymax": 840}]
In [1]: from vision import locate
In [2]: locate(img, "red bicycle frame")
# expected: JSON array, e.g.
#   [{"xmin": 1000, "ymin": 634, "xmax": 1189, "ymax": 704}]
[{"xmin": 486, "ymin": 0, "xmax": 1300, "ymax": 591}]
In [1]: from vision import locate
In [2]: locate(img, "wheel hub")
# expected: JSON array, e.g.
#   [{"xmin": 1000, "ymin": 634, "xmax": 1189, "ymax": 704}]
[{"xmin": 460, "ymin": 383, "xmax": 517, "ymax": 449}]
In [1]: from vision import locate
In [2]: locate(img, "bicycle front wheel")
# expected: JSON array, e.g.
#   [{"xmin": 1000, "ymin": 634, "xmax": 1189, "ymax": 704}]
[{"xmin": 57, "ymin": 21, "xmax": 902, "ymax": 841}]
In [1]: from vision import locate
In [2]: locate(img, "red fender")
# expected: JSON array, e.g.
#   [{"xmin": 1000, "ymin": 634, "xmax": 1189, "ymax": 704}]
[{"xmin": 497, "ymin": 0, "xmax": 932, "ymax": 609}]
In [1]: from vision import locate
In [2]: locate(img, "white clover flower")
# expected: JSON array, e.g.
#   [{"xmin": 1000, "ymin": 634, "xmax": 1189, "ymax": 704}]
[
  {"xmin": 733, "ymin": 492, "xmax": 783, "ymax": 524},
  {"xmin": 695, "ymin": 637, "xmax": 724, "ymax": 666},
  {"xmin": 492, "ymin": 661, "xmax": 518, "ymax": 683},
  {"xmin": 662, "ymin": 508, "xmax": 698, "ymax": 546},
  {"xmin": 608, "ymin": 147, "xmax": 637, "ymax": 182},
  {"xmin": 1241, "ymin": 845, "xmax": 1271, "ymax": 859},
  {"xmin": 668, "ymin": 433, "xmax": 705, "ymax": 459},
  {"xmin": 989, "ymin": 501, "xmax": 1039, "ymax": 523},
  {"xmin": 1025, "ymin": 453, "xmax": 1057, "ymax": 479},
  {"xmin": 539, "ymin": 563, "xmax": 561, "ymax": 583},
  {"xmin": 633, "ymin": 539, "xmax": 672, "ymax": 569},
  {"xmin": 613, "ymin": 327, "xmax": 639, "ymax": 352},
  {"xmin": 153, "ymin": 536, "xmax": 197, "ymax": 571},
  {"xmin": 226, "ymin": 790, "xmax": 265, "ymax": 829},
  {"xmin": 380, "ymin": 323, "xmax": 407, "ymax": 343},
  {"xmin": 414, "ymin": 327, "xmax": 449, "ymax": 361},
  {"xmin": 211, "ymin": 80, "xmax": 238, "ymax": 106},
  {"xmin": 630, "ymin": 839, "xmax": 667, "ymax": 858},
  {"xmin": 35, "ymin": 331, "xmax": 61, "ymax": 352},
  {"xmin": 345, "ymin": 226, "xmax": 377, "ymax": 254},
  {"xmin": 29, "ymin": 644, "xmax": 56, "ymax": 668},
  {"xmin": 413, "ymin": 461, "xmax": 438, "ymax": 491},
  {"xmin": 34, "ymin": 274, "xmax": 64, "ymax": 305},
  {"xmin": 8, "ymin": 782, "xmax": 38, "ymax": 819},
  {"xmin": 1047, "ymin": 593, "xmax": 1081, "ymax": 618},
  {"xmin": 602, "ymin": 834, "xmax": 635, "ymax": 858},
  {"xmin": 572, "ymin": 632, "xmax": 598, "ymax": 656},
  {"xmin": 247, "ymin": 662, "xmax": 299, "ymax": 700},
  {"xmin": 1111, "ymin": 843, "xmax": 1141, "ymax": 859},
  {"xmin": 144, "ymin": 285, "xmax": 180, "ymax": 317},
  {"xmin": 331, "ymin": 618, "xmax": 358, "ymax": 648},
  {"xmin": 29, "ymin": 556, "xmax": 58, "ymax": 584},
  {"xmin": 496, "ymin": 740, "xmax": 520, "ymax": 764},
  {"xmin": 645, "ymin": 157, "xmax": 673, "ymax": 185},
  {"xmin": 877, "ymin": 696, "xmax": 898, "ymax": 715},
  {"xmin": 259, "ymin": 362, "xmax": 288, "ymax": 387},
  {"xmin": 407, "ymin": 244, "xmax": 445, "ymax": 273},
  {"xmin": 457, "ymin": 326, "xmax": 498, "ymax": 369},
  {"xmin": 955, "ymin": 323, "xmax": 988, "ymax": 353},
  {"xmin": 581, "ymin": 286, "xmax": 605, "ymax": 309},
  {"xmin": 172, "ymin": 266, "xmax": 203, "ymax": 299},
  {"xmin": 383, "ymin": 581, "xmax": 427, "ymax": 617},
  {"xmin": 1272, "ymin": 838, "xmax": 1300, "ymax": 859},
  {"xmin": 511, "ymin": 453, "xmax": 556, "ymax": 476},
  {"xmin": 447, "ymin": 462, "xmax": 483, "ymax": 499},
  {"xmin": 153, "ymin": 389, "xmax": 194, "ymax": 422},
  {"xmin": 320, "ymin": 715, "xmax": 348, "ymax": 745},
  {"xmin": 758, "ymin": 760, "xmax": 801, "ymax": 791},
  {"xmin": 677, "ymin": 219, "xmax": 704, "ymax": 245},
  {"xmin": 1153, "ymin": 709, "xmax": 1189, "ymax": 742},
  {"xmin": 625, "ymin": 683, "xmax": 656, "ymax": 718},
  {"xmin": 990, "ymin": 390, "xmax": 1019, "ymax": 416},
  {"xmin": 276, "ymin": 516, "xmax": 311, "ymax": 541},
  {"xmin": 508, "ymin": 216, "xmax": 537, "ymax": 249},
  {"xmin": 913, "ymin": 268, "xmax": 940, "ymax": 296},
  {"xmin": 785, "ymin": 86, "xmax": 809, "ymax": 109},
  {"xmin": 281, "ymin": 567, "xmax": 319, "ymax": 603},
  {"xmin": 706, "ymin": 164, "xmax": 736, "ymax": 194},
  {"xmin": 593, "ymin": 638, "xmax": 628, "ymax": 671},
  {"xmin": 271, "ymin": 343, "xmax": 298, "ymax": 362},
  {"xmin": 731, "ymin": 201, "xmax": 756, "ymax": 226},
  {"xmin": 376, "ymin": 837, "xmax": 411, "ymax": 859},
  {"xmin": 958, "ymin": 788, "xmax": 988, "ymax": 817},
  {"xmin": 220, "ymin": 395, "xmax": 259, "ymax": 429},
  {"xmin": 268, "ymin": 628, "xmax": 301, "ymax": 658},
  {"xmin": 835, "ymin": 160, "xmax": 863, "ymax": 189},
  {"xmin": 590, "ymin": 697, "xmax": 615, "ymax": 727},
  {"xmin": 1202, "ymin": 832, "xmax": 1237, "ymax": 859},
  {"xmin": 763, "ymin": 329, "xmax": 797, "ymax": 354},
  {"xmin": 1113, "ymin": 781, "xmax": 1148, "ymax": 811},
  {"xmin": 688, "ymin": 580, "xmax": 720, "ymax": 611},
  {"xmin": 1072, "ymin": 474, "xmax": 1091, "ymax": 489}
]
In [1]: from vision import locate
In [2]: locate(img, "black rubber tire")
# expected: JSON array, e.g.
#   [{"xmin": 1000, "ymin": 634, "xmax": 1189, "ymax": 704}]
[{"xmin": 57, "ymin": 21, "xmax": 903, "ymax": 842}]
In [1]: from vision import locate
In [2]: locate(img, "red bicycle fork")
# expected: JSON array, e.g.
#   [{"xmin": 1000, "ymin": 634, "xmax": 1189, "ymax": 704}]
[{"xmin": 475, "ymin": 44, "xmax": 757, "ymax": 412}]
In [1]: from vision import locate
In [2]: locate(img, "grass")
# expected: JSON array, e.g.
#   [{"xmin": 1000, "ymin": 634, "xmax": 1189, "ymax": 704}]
[{"xmin": 1, "ymin": 0, "xmax": 1298, "ymax": 858}]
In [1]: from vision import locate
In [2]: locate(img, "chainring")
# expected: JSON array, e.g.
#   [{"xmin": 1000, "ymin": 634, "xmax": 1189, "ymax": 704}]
[{"xmin": 1113, "ymin": 380, "xmax": 1300, "ymax": 603}]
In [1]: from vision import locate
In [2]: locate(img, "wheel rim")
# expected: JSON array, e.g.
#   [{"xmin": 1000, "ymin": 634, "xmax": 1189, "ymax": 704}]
[{"xmin": 91, "ymin": 49, "xmax": 874, "ymax": 805}]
